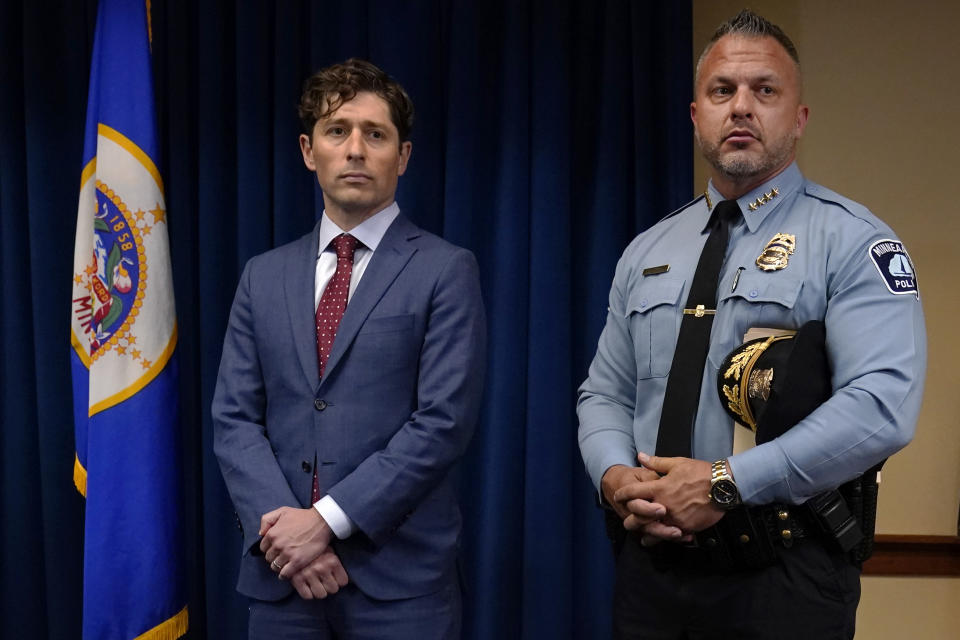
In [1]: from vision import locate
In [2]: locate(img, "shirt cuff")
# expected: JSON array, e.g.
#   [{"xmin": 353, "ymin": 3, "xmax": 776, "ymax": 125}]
[
  {"xmin": 314, "ymin": 495, "xmax": 357, "ymax": 539},
  {"xmin": 728, "ymin": 441, "xmax": 788, "ymax": 505}
]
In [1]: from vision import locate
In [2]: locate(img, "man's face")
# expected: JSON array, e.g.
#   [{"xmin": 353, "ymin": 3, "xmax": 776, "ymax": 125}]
[
  {"xmin": 300, "ymin": 91, "xmax": 411, "ymax": 222},
  {"xmin": 691, "ymin": 35, "xmax": 808, "ymax": 188}
]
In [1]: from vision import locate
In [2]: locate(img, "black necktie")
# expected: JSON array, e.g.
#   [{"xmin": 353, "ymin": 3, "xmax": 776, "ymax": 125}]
[{"xmin": 655, "ymin": 199, "xmax": 741, "ymax": 458}]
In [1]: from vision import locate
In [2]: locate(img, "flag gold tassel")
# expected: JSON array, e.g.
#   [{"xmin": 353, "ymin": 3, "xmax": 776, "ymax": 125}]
[
  {"xmin": 73, "ymin": 453, "xmax": 87, "ymax": 497},
  {"xmin": 133, "ymin": 606, "xmax": 188, "ymax": 640}
]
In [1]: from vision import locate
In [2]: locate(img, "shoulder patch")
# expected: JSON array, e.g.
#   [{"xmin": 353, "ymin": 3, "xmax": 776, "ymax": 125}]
[{"xmin": 869, "ymin": 239, "xmax": 919, "ymax": 298}]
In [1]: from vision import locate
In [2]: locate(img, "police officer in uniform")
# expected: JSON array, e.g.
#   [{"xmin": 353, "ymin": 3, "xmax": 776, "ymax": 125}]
[{"xmin": 577, "ymin": 9, "xmax": 926, "ymax": 639}]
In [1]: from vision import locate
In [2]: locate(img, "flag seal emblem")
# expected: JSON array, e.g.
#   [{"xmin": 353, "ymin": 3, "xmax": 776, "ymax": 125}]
[
  {"xmin": 81, "ymin": 181, "xmax": 147, "ymax": 356},
  {"xmin": 71, "ymin": 125, "xmax": 176, "ymax": 415}
]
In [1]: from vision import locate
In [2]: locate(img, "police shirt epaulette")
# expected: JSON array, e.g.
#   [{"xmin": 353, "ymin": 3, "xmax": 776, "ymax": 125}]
[
  {"xmin": 656, "ymin": 194, "xmax": 706, "ymax": 224},
  {"xmin": 803, "ymin": 182, "xmax": 876, "ymax": 226}
]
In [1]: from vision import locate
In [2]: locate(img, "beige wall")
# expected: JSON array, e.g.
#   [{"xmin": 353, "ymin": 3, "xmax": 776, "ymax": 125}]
[{"xmin": 693, "ymin": 2, "xmax": 960, "ymax": 636}]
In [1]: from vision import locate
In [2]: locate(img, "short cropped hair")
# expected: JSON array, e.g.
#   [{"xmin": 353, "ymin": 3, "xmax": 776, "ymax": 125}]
[
  {"xmin": 298, "ymin": 58, "xmax": 414, "ymax": 143},
  {"xmin": 695, "ymin": 9, "xmax": 801, "ymax": 85}
]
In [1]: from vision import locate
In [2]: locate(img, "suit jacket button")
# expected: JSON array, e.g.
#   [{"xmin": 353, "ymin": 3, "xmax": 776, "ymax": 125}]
[
  {"xmin": 314, "ymin": 398, "xmax": 327, "ymax": 411},
  {"xmin": 301, "ymin": 460, "xmax": 312, "ymax": 473}
]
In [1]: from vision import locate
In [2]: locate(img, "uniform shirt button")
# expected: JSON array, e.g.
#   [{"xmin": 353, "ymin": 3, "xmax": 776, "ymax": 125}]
[
  {"xmin": 314, "ymin": 398, "xmax": 327, "ymax": 411},
  {"xmin": 639, "ymin": 299, "xmax": 648, "ymax": 308},
  {"xmin": 301, "ymin": 461, "xmax": 312, "ymax": 473},
  {"xmin": 749, "ymin": 290, "xmax": 759, "ymax": 298}
]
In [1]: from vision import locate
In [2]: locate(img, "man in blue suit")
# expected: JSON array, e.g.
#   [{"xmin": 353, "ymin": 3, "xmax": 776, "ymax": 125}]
[{"xmin": 213, "ymin": 58, "xmax": 486, "ymax": 639}]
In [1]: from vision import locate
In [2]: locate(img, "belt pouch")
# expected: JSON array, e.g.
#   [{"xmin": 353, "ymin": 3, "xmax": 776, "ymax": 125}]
[{"xmin": 806, "ymin": 490, "xmax": 863, "ymax": 553}]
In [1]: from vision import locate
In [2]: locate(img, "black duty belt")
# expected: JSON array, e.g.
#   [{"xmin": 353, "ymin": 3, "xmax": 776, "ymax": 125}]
[
  {"xmin": 642, "ymin": 488, "xmax": 865, "ymax": 573},
  {"xmin": 640, "ymin": 505, "xmax": 805, "ymax": 573},
  {"xmin": 608, "ymin": 471, "xmax": 881, "ymax": 571}
]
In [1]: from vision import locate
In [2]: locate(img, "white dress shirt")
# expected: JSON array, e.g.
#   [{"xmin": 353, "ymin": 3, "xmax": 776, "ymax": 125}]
[{"xmin": 312, "ymin": 202, "xmax": 401, "ymax": 539}]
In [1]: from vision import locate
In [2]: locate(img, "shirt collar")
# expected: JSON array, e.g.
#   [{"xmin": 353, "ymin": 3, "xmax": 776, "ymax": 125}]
[
  {"xmin": 317, "ymin": 201, "xmax": 401, "ymax": 256},
  {"xmin": 705, "ymin": 161, "xmax": 803, "ymax": 234}
]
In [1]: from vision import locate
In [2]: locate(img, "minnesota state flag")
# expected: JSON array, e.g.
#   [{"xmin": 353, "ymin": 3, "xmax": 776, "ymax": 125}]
[{"xmin": 70, "ymin": 1, "xmax": 188, "ymax": 638}]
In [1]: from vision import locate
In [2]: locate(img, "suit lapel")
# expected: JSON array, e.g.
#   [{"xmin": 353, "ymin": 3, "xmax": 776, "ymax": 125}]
[
  {"xmin": 285, "ymin": 221, "xmax": 323, "ymax": 390},
  {"xmin": 320, "ymin": 214, "xmax": 420, "ymax": 384}
]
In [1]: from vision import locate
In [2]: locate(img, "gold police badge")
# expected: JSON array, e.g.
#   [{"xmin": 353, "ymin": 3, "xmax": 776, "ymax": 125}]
[{"xmin": 756, "ymin": 233, "xmax": 796, "ymax": 271}]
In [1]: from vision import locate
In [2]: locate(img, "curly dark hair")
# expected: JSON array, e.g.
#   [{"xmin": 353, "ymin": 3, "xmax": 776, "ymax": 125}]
[{"xmin": 298, "ymin": 58, "xmax": 414, "ymax": 143}]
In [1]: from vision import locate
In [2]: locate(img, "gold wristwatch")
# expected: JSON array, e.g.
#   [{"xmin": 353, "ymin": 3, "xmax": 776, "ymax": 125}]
[{"xmin": 709, "ymin": 459, "xmax": 741, "ymax": 510}]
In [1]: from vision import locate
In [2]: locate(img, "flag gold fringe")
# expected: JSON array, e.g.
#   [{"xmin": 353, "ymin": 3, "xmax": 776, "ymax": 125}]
[
  {"xmin": 73, "ymin": 453, "xmax": 87, "ymax": 497},
  {"xmin": 133, "ymin": 606, "xmax": 188, "ymax": 640}
]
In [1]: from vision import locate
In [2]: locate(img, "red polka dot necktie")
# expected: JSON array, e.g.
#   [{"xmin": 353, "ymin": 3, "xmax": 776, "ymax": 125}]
[
  {"xmin": 315, "ymin": 233, "xmax": 359, "ymax": 378},
  {"xmin": 312, "ymin": 233, "xmax": 358, "ymax": 503}
]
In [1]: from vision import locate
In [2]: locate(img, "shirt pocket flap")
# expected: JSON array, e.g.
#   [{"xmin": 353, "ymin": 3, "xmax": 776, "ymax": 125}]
[
  {"xmin": 624, "ymin": 277, "xmax": 685, "ymax": 379},
  {"xmin": 722, "ymin": 273, "xmax": 803, "ymax": 309},
  {"xmin": 624, "ymin": 278, "xmax": 685, "ymax": 317}
]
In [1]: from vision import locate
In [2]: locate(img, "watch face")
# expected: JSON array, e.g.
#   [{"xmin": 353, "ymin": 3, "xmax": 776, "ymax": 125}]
[{"xmin": 711, "ymin": 479, "xmax": 739, "ymax": 506}]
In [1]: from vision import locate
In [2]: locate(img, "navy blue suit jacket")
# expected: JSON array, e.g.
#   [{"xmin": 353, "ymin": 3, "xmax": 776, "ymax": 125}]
[{"xmin": 212, "ymin": 213, "xmax": 486, "ymax": 601}]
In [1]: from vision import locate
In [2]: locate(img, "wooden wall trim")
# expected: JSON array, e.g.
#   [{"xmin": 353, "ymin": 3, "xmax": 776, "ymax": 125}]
[{"xmin": 862, "ymin": 534, "xmax": 960, "ymax": 576}]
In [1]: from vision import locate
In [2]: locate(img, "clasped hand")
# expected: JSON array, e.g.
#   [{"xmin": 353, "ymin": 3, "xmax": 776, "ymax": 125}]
[
  {"xmin": 259, "ymin": 506, "xmax": 349, "ymax": 599},
  {"xmin": 604, "ymin": 452, "xmax": 724, "ymax": 546}
]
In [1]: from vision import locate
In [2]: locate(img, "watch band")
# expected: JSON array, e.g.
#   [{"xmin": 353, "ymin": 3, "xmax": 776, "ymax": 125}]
[
  {"xmin": 710, "ymin": 458, "xmax": 741, "ymax": 509},
  {"xmin": 711, "ymin": 459, "xmax": 730, "ymax": 483}
]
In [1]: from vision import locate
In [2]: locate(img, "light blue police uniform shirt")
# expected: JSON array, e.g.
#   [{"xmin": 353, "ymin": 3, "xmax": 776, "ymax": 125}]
[{"xmin": 577, "ymin": 162, "xmax": 926, "ymax": 505}]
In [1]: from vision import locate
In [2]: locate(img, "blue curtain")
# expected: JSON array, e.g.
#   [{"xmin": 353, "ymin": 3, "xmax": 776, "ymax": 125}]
[{"xmin": 0, "ymin": 1, "xmax": 692, "ymax": 638}]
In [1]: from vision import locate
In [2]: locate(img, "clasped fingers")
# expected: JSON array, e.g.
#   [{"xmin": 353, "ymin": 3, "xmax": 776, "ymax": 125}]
[
  {"xmin": 291, "ymin": 573, "xmax": 327, "ymax": 600},
  {"xmin": 614, "ymin": 482, "xmax": 667, "ymax": 522},
  {"xmin": 291, "ymin": 551, "xmax": 350, "ymax": 600},
  {"xmin": 612, "ymin": 478, "xmax": 660, "ymax": 505},
  {"xmin": 621, "ymin": 496, "xmax": 667, "ymax": 522}
]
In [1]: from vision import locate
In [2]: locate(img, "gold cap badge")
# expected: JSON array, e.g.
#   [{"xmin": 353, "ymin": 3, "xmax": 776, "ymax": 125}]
[{"xmin": 720, "ymin": 334, "xmax": 794, "ymax": 430}]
